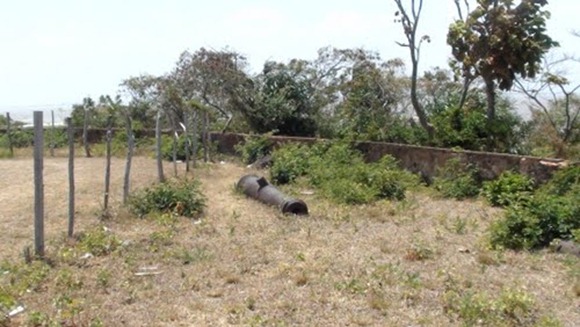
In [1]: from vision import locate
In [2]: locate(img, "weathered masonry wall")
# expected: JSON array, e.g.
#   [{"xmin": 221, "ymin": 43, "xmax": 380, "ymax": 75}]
[{"xmin": 210, "ymin": 132, "xmax": 567, "ymax": 183}]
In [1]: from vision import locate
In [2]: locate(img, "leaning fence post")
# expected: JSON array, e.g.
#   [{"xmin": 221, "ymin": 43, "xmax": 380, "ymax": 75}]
[
  {"xmin": 33, "ymin": 111, "xmax": 45, "ymax": 257},
  {"xmin": 66, "ymin": 118, "xmax": 75, "ymax": 237},
  {"xmin": 6, "ymin": 112, "xmax": 13, "ymax": 156}
]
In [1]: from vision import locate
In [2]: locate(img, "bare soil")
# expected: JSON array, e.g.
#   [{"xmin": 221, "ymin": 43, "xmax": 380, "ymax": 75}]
[{"xmin": 1, "ymin": 155, "xmax": 578, "ymax": 326}]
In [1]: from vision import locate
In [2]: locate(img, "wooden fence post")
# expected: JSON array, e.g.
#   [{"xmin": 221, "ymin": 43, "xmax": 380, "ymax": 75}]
[
  {"xmin": 202, "ymin": 110, "xmax": 209, "ymax": 163},
  {"xmin": 50, "ymin": 110, "xmax": 55, "ymax": 157},
  {"xmin": 83, "ymin": 104, "xmax": 91, "ymax": 157},
  {"xmin": 123, "ymin": 111, "xmax": 134, "ymax": 204},
  {"xmin": 33, "ymin": 111, "xmax": 44, "ymax": 257},
  {"xmin": 6, "ymin": 112, "xmax": 13, "ymax": 156},
  {"xmin": 192, "ymin": 110, "xmax": 198, "ymax": 168},
  {"xmin": 155, "ymin": 110, "xmax": 165, "ymax": 183},
  {"xmin": 66, "ymin": 118, "xmax": 75, "ymax": 237},
  {"xmin": 184, "ymin": 112, "xmax": 190, "ymax": 173},
  {"xmin": 104, "ymin": 116, "xmax": 112, "ymax": 211}
]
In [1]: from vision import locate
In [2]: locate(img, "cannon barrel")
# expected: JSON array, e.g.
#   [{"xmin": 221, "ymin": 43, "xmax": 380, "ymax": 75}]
[{"xmin": 237, "ymin": 175, "xmax": 308, "ymax": 215}]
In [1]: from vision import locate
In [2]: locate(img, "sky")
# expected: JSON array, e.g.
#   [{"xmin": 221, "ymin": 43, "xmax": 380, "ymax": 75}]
[{"xmin": 1, "ymin": 0, "xmax": 579, "ymax": 122}]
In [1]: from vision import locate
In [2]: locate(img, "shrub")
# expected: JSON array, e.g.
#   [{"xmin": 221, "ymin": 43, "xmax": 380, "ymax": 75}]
[
  {"xmin": 270, "ymin": 141, "xmax": 418, "ymax": 204},
  {"xmin": 161, "ymin": 134, "xmax": 187, "ymax": 161},
  {"xmin": 433, "ymin": 158, "xmax": 481, "ymax": 199},
  {"xmin": 489, "ymin": 165, "xmax": 580, "ymax": 250},
  {"xmin": 0, "ymin": 129, "xmax": 34, "ymax": 148},
  {"xmin": 482, "ymin": 171, "xmax": 535, "ymax": 207},
  {"xmin": 538, "ymin": 165, "xmax": 580, "ymax": 196},
  {"xmin": 270, "ymin": 143, "xmax": 311, "ymax": 184},
  {"xmin": 129, "ymin": 179, "xmax": 206, "ymax": 218},
  {"xmin": 235, "ymin": 134, "xmax": 273, "ymax": 164}
]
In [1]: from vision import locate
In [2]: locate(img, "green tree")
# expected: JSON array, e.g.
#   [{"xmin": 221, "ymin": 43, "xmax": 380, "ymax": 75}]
[
  {"xmin": 173, "ymin": 47, "xmax": 250, "ymax": 130},
  {"xmin": 447, "ymin": 0, "xmax": 558, "ymax": 122},
  {"xmin": 240, "ymin": 61, "xmax": 318, "ymax": 136},
  {"xmin": 337, "ymin": 58, "xmax": 420, "ymax": 143}
]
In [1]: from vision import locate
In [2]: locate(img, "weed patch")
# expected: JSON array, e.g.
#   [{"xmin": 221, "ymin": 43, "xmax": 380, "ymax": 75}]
[
  {"xmin": 433, "ymin": 158, "xmax": 481, "ymax": 200},
  {"xmin": 270, "ymin": 141, "xmax": 418, "ymax": 204},
  {"xmin": 129, "ymin": 178, "xmax": 206, "ymax": 218}
]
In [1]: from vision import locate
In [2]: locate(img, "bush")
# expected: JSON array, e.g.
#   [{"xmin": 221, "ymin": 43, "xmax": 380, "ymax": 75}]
[
  {"xmin": 129, "ymin": 179, "xmax": 206, "ymax": 218},
  {"xmin": 489, "ymin": 166, "xmax": 580, "ymax": 250},
  {"xmin": 0, "ymin": 129, "xmax": 34, "ymax": 148},
  {"xmin": 433, "ymin": 158, "xmax": 481, "ymax": 199},
  {"xmin": 490, "ymin": 193, "xmax": 580, "ymax": 249},
  {"xmin": 235, "ymin": 134, "xmax": 273, "ymax": 165},
  {"xmin": 270, "ymin": 141, "xmax": 418, "ymax": 204},
  {"xmin": 538, "ymin": 165, "xmax": 580, "ymax": 196},
  {"xmin": 270, "ymin": 143, "xmax": 311, "ymax": 184},
  {"xmin": 482, "ymin": 171, "xmax": 535, "ymax": 207}
]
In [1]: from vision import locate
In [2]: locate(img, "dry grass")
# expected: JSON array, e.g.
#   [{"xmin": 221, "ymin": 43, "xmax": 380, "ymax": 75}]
[{"xmin": 0, "ymin": 153, "xmax": 579, "ymax": 326}]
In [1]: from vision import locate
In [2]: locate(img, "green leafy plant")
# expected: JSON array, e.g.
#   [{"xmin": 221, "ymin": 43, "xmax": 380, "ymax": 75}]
[
  {"xmin": 489, "ymin": 167, "xmax": 580, "ymax": 250},
  {"xmin": 270, "ymin": 143, "xmax": 311, "ymax": 184},
  {"xmin": 129, "ymin": 179, "xmax": 206, "ymax": 218},
  {"xmin": 482, "ymin": 171, "xmax": 535, "ymax": 207},
  {"xmin": 235, "ymin": 134, "xmax": 273, "ymax": 164},
  {"xmin": 77, "ymin": 226, "xmax": 121, "ymax": 256},
  {"xmin": 433, "ymin": 158, "xmax": 481, "ymax": 199}
]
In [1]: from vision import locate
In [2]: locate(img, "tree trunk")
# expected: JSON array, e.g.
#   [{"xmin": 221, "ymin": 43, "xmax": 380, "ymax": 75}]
[
  {"xmin": 410, "ymin": 63, "xmax": 434, "ymax": 138},
  {"xmin": 484, "ymin": 76, "xmax": 496, "ymax": 122}
]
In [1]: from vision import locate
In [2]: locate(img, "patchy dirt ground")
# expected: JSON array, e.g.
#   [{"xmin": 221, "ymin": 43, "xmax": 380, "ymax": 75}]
[{"xmin": 1, "ymin": 155, "xmax": 579, "ymax": 326}]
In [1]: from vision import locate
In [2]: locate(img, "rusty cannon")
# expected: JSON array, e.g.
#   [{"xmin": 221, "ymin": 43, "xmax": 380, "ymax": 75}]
[{"xmin": 237, "ymin": 175, "xmax": 309, "ymax": 215}]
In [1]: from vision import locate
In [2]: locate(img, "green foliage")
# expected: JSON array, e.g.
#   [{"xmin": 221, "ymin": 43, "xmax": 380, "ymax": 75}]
[
  {"xmin": 46, "ymin": 128, "xmax": 68, "ymax": 149},
  {"xmin": 269, "ymin": 141, "xmax": 418, "ymax": 204},
  {"xmin": 269, "ymin": 143, "xmax": 312, "ymax": 184},
  {"xmin": 0, "ymin": 260, "xmax": 50, "ymax": 300},
  {"xmin": 430, "ymin": 93, "xmax": 529, "ymax": 153},
  {"xmin": 129, "ymin": 179, "xmax": 206, "ymax": 218},
  {"xmin": 482, "ymin": 171, "xmax": 535, "ymax": 207},
  {"xmin": 490, "ymin": 166, "xmax": 580, "ymax": 249},
  {"xmin": 161, "ymin": 134, "xmax": 187, "ymax": 161},
  {"xmin": 539, "ymin": 165, "xmax": 580, "ymax": 196},
  {"xmin": 444, "ymin": 286, "xmax": 539, "ymax": 326},
  {"xmin": 77, "ymin": 226, "xmax": 121, "ymax": 256},
  {"xmin": 447, "ymin": 0, "xmax": 558, "ymax": 120},
  {"xmin": 239, "ymin": 61, "xmax": 318, "ymax": 136},
  {"xmin": 235, "ymin": 134, "xmax": 273, "ymax": 164},
  {"xmin": 433, "ymin": 158, "xmax": 481, "ymax": 199},
  {"xmin": 0, "ymin": 129, "xmax": 33, "ymax": 148}
]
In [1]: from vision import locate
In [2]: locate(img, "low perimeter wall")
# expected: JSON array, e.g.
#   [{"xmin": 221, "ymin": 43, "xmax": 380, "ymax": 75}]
[{"xmin": 210, "ymin": 132, "xmax": 568, "ymax": 184}]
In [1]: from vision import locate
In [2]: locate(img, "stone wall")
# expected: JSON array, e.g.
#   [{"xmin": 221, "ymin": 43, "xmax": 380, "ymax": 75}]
[{"xmin": 210, "ymin": 132, "xmax": 567, "ymax": 183}]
